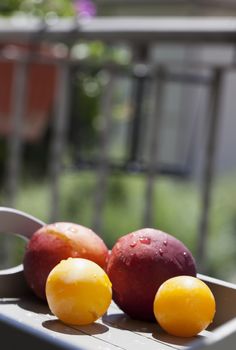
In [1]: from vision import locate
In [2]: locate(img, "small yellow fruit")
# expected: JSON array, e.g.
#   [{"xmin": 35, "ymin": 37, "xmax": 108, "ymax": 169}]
[
  {"xmin": 153, "ymin": 276, "xmax": 216, "ymax": 337},
  {"xmin": 46, "ymin": 257, "xmax": 112, "ymax": 325}
]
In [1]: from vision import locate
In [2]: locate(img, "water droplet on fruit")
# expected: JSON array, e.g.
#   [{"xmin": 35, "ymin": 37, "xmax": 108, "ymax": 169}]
[
  {"xmin": 159, "ymin": 248, "xmax": 164, "ymax": 256},
  {"xmin": 69, "ymin": 226, "xmax": 77, "ymax": 233},
  {"xmin": 163, "ymin": 240, "xmax": 167, "ymax": 246},
  {"xmin": 130, "ymin": 241, "xmax": 137, "ymax": 247},
  {"xmin": 183, "ymin": 251, "xmax": 187, "ymax": 257},
  {"xmin": 139, "ymin": 237, "xmax": 151, "ymax": 245}
]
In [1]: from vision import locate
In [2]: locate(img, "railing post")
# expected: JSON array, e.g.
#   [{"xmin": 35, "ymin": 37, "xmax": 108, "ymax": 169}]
[
  {"xmin": 48, "ymin": 59, "xmax": 71, "ymax": 222},
  {"xmin": 92, "ymin": 71, "xmax": 115, "ymax": 235},
  {"xmin": 129, "ymin": 44, "xmax": 149, "ymax": 163},
  {"xmin": 143, "ymin": 67, "xmax": 165, "ymax": 227},
  {"xmin": 4, "ymin": 59, "xmax": 28, "ymax": 207},
  {"xmin": 196, "ymin": 68, "xmax": 223, "ymax": 272}
]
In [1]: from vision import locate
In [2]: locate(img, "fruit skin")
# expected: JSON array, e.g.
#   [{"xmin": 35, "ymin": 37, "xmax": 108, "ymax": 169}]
[
  {"xmin": 46, "ymin": 257, "xmax": 112, "ymax": 325},
  {"xmin": 23, "ymin": 222, "xmax": 109, "ymax": 300},
  {"xmin": 106, "ymin": 228, "xmax": 196, "ymax": 321},
  {"xmin": 153, "ymin": 275, "xmax": 216, "ymax": 337}
]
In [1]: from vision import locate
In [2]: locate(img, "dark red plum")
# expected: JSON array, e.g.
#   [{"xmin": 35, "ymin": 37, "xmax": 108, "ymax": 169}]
[{"xmin": 106, "ymin": 228, "xmax": 197, "ymax": 321}]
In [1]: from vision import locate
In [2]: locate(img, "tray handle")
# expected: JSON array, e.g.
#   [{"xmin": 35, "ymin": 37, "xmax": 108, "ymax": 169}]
[{"xmin": 0, "ymin": 207, "xmax": 45, "ymax": 297}]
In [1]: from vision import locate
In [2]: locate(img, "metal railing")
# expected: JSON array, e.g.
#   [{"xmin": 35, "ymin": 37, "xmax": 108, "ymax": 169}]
[{"xmin": 0, "ymin": 16, "xmax": 236, "ymax": 272}]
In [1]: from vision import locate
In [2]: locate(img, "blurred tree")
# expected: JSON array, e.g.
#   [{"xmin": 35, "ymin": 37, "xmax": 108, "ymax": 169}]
[{"xmin": 0, "ymin": 1, "xmax": 21, "ymax": 16}]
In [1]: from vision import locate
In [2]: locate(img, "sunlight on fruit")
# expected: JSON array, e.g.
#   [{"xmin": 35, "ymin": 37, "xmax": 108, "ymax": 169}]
[
  {"xmin": 46, "ymin": 257, "xmax": 112, "ymax": 325},
  {"xmin": 153, "ymin": 276, "xmax": 216, "ymax": 337}
]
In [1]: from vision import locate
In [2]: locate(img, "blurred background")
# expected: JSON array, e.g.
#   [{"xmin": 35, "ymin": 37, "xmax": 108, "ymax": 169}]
[{"xmin": 0, "ymin": 0, "xmax": 236, "ymax": 283}]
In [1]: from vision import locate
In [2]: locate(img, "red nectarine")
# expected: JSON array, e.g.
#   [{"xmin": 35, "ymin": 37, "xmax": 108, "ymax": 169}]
[
  {"xmin": 106, "ymin": 228, "xmax": 196, "ymax": 321},
  {"xmin": 23, "ymin": 222, "xmax": 108, "ymax": 300}
]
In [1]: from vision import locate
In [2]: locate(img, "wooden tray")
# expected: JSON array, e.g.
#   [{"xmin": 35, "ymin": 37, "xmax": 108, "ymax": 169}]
[{"xmin": 0, "ymin": 207, "xmax": 236, "ymax": 350}]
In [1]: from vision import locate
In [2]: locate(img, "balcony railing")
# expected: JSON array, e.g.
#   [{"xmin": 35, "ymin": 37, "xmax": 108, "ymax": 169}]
[{"xmin": 0, "ymin": 16, "xmax": 236, "ymax": 273}]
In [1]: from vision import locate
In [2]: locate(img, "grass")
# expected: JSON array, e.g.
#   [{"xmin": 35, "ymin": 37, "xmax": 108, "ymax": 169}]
[{"xmin": 1, "ymin": 169, "xmax": 236, "ymax": 283}]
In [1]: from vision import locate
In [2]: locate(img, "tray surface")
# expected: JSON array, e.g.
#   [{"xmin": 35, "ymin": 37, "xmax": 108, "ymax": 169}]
[{"xmin": 0, "ymin": 295, "xmax": 210, "ymax": 350}]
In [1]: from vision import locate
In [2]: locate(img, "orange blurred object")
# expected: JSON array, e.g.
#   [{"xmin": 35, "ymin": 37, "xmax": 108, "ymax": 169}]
[{"xmin": 0, "ymin": 43, "xmax": 57, "ymax": 141}]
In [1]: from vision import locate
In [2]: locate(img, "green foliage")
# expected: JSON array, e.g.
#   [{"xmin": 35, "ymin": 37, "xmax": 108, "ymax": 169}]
[
  {"xmin": 69, "ymin": 70, "xmax": 101, "ymax": 160},
  {"xmin": 0, "ymin": 0, "xmax": 75, "ymax": 17},
  {"xmin": 6, "ymin": 170, "xmax": 236, "ymax": 284},
  {"xmin": 207, "ymin": 174, "xmax": 236, "ymax": 281},
  {"xmin": 0, "ymin": 1, "xmax": 22, "ymax": 16}
]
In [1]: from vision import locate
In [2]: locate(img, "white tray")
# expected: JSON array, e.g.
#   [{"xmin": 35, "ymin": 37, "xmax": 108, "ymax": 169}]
[{"xmin": 0, "ymin": 207, "xmax": 236, "ymax": 350}]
